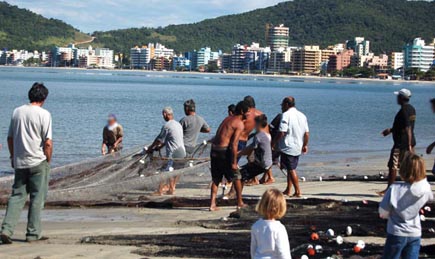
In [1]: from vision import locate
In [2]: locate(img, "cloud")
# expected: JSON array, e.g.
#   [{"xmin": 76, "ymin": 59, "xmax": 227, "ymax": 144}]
[{"xmin": 5, "ymin": 0, "xmax": 286, "ymax": 32}]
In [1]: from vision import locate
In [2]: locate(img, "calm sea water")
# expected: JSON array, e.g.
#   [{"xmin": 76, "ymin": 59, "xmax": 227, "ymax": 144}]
[{"xmin": 0, "ymin": 67, "xmax": 434, "ymax": 175}]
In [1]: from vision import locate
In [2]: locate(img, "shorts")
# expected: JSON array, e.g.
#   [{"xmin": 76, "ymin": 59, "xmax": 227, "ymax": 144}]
[
  {"xmin": 272, "ymin": 150, "xmax": 281, "ymax": 165},
  {"xmin": 210, "ymin": 147, "xmax": 241, "ymax": 184},
  {"xmin": 387, "ymin": 148, "xmax": 410, "ymax": 170},
  {"xmin": 237, "ymin": 140, "xmax": 248, "ymax": 162},
  {"xmin": 280, "ymin": 153, "xmax": 300, "ymax": 171},
  {"xmin": 241, "ymin": 163, "xmax": 269, "ymax": 182}
]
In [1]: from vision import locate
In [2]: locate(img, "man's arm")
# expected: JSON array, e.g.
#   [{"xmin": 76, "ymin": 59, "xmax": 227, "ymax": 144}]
[
  {"xmin": 302, "ymin": 132, "xmax": 310, "ymax": 154},
  {"xmin": 7, "ymin": 137, "xmax": 13, "ymax": 168},
  {"xmin": 231, "ymin": 121, "xmax": 244, "ymax": 171},
  {"xmin": 44, "ymin": 139, "xmax": 53, "ymax": 163},
  {"xmin": 114, "ymin": 137, "xmax": 123, "ymax": 148},
  {"xmin": 427, "ymin": 141, "xmax": 435, "ymax": 154},
  {"xmin": 406, "ymin": 126, "xmax": 413, "ymax": 152}
]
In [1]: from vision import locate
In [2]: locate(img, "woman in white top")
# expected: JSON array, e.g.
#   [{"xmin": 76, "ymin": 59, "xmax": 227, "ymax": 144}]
[{"xmin": 251, "ymin": 189, "xmax": 291, "ymax": 259}]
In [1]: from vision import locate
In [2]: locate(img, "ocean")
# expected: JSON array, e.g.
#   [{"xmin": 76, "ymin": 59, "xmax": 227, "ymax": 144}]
[{"xmin": 0, "ymin": 67, "xmax": 434, "ymax": 177}]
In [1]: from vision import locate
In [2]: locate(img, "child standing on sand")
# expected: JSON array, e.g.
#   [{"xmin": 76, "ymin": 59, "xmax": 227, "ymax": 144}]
[
  {"xmin": 251, "ymin": 189, "xmax": 291, "ymax": 259},
  {"xmin": 379, "ymin": 153, "xmax": 433, "ymax": 259}
]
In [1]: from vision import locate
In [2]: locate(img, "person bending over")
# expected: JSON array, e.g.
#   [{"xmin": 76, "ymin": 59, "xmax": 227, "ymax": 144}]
[{"xmin": 102, "ymin": 114, "xmax": 123, "ymax": 155}]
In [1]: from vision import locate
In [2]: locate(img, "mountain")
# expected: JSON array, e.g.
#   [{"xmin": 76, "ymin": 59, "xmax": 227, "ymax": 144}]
[
  {"xmin": 93, "ymin": 0, "xmax": 435, "ymax": 54},
  {"xmin": 0, "ymin": 1, "xmax": 92, "ymax": 50}
]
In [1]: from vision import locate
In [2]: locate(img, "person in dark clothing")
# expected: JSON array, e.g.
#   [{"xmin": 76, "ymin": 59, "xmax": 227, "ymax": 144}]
[
  {"xmin": 426, "ymin": 98, "xmax": 435, "ymax": 175},
  {"xmin": 379, "ymin": 89, "xmax": 416, "ymax": 196}
]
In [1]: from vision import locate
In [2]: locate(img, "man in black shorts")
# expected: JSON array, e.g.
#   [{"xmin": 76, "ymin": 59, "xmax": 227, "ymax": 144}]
[
  {"xmin": 379, "ymin": 89, "xmax": 416, "ymax": 195},
  {"xmin": 209, "ymin": 101, "xmax": 248, "ymax": 211}
]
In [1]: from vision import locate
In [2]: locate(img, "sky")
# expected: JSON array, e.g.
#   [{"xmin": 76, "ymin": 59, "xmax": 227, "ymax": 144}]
[{"xmin": 6, "ymin": 0, "xmax": 287, "ymax": 33}]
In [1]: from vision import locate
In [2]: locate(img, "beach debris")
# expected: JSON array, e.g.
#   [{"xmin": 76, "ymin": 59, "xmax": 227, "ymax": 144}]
[
  {"xmin": 346, "ymin": 226, "xmax": 352, "ymax": 236},
  {"xmin": 189, "ymin": 161, "xmax": 194, "ymax": 167},
  {"xmin": 315, "ymin": 245, "xmax": 323, "ymax": 253},
  {"xmin": 220, "ymin": 217, "xmax": 228, "ymax": 221},
  {"xmin": 310, "ymin": 232, "xmax": 319, "ymax": 241},
  {"xmin": 424, "ymin": 206, "xmax": 432, "ymax": 212},
  {"xmin": 326, "ymin": 228, "xmax": 335, "ymax": 237},
  {"xmin": 140, "ymin": 174, "xmax": 145, "ymax": 178},
  {"xmin": 420, "ymin": 215, "xmax": 426, "ymax": 221},
  {"xmin": 343, "ymin": 175, "xmax": 347, "ymax": 180},
  {"xmin": 336, "ymin": 235, "xmax": 344, "ymax": 245},
  {"xmin": 319, "ymin": 176, "xmax": 323, "ymax": 182},
  {"xmin": 301, "ymin": 255, "xmax": 309, "ymax": 259},
  {"xmin": 341, "ymin": 199, "xmax": 348, "ymax": 203},
  {"xmin": 307, "ymin": 248, "xmax": 316, "ymax": 256},
  {"xmin": 301, "ymin": 177, "xmax": 306, "ymax": 182}
]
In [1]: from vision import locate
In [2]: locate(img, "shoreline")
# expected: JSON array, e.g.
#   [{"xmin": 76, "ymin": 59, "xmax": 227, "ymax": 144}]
[{"xmin": 2, "ymin": 65, "xmax": 435, "ymax": 85}]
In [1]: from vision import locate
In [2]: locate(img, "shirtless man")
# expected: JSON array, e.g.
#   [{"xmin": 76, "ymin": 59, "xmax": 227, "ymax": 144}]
[
  {"xmin": 209, "ymin": 101, "xmax": 249, "ymax": 211},
  {"xmin": 240, "ymin": 96, "xmax": 274, "ymax": 185}
]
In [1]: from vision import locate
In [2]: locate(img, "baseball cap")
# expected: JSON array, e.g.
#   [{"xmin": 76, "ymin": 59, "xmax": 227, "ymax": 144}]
[
  {"xmin": 394, "ymin": 88, "xmax": 412, "ymax": 99},
  {"xmin": 108, "ymin": 114, "xmax": 117, "ymax": 120}
]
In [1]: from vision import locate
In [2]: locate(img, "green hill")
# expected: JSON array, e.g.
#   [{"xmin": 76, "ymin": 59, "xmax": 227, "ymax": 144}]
[
  {"xmin": 0, "ymin": 1, "xmax": 92, "ymax": 50},
  {"xmin": 93, "ymin": 0, "xmax": 435, "ymax": 54}
]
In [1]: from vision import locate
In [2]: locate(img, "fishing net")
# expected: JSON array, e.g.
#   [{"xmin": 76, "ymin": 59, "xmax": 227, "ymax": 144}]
[{"xmin": 0, "ymin": 142, "xmax": 212, "ymax": 204}]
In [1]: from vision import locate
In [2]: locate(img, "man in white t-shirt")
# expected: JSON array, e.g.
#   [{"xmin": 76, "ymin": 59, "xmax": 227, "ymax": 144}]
[
  {"xmin": 1, "ymin": 83, "xmax": 53, "ymax": 244},
  {"xmin": 272, "ymin": 96, "xmax": 309, "ymax": 197}
]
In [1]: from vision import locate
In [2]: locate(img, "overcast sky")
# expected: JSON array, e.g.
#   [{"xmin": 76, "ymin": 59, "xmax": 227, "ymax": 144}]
[{"xmin": 6, "ymin": 0, "xmax": 287, "ymax": 33}]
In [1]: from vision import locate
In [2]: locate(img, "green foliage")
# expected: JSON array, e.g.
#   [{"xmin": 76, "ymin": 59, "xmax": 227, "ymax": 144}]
[
  {"xmin": 342, "ymin": 67, "xmax": 376, "ymax": 78},
  {"xmin": 94, "ymin": 0, "xmax": 435, "ymax": 54},
  {"xmin": 424, "ymin": 66, "xmax": 435, "ymax": 81},
  {"xmin": 0, "ymin": 1, "xmax": 91, "ymax": 51}
]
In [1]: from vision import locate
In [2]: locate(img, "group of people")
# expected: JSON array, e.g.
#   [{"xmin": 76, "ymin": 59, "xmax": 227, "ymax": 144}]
[
  {"xmin": 1, "ymin": 82, "xmax": 434, "ymax": 259},
  {"xmin": 209, "ymin": 96, "xmax": 310, "ymax": 211}
]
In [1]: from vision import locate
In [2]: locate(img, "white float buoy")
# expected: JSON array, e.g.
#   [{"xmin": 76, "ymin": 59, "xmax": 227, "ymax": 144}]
[
  {"xmin": 364, "ymin": 176, "xmax": 368, "ymax": 180},
  {"xmin": 336, "ymin": 235, "xmax": 343, "ymax": 245},
  {"xmin": 169, "ymin": 167, "xmax": 174, "ymax": 172},
  {"xmin": 343, "ymin": 175, "xmax": 347, "ymax": 180},
  {"xmin": 301, "ymin": 255, "xmax": 309, "ymax": 259},
  {"xmin": 420, "ymin": 215, "xmax": 426, "ymax": 221},
  {"xmin": 346, "ymin": 226, "xmax": 352, "ymax": 236},
  {"xmin": 357, "ymin": 240, "xmax": 366, "ymax": 249},
  {"xmin": 424, "ymin": 206, "xmax": 432, "ymax": 212},
  {"xmin": 319, "ymin": 176, "xmax": 323, "ymax": 182},
  {"xmin": 301, "ymin": 177, "xmax": 306, "ymax": 182},
  {"xmin": 307, "ymin": 244, "xmax": 313, "ymax": 249},
  {"xmin": 315, "ymin": 245, "xmax": 323, "ymax": 253},
  {"xmin": 326, "ymin": 229, "xmax": 335, "ymax": 237}
]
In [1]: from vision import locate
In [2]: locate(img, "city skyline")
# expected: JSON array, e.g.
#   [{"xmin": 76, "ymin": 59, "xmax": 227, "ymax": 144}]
[{"xmin": 5, "ymin": 0, "xmax": 287, "ymax": 33}]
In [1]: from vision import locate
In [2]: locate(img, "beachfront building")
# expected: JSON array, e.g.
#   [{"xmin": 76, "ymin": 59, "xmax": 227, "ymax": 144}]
[
  {"xmin": 245, "ymin": 43, "xmax": 271, "ymax": 73},
  {"xmin": 130, "ymin": 46, "xmax": 152, "ymax": 69},
  {"xmin": 95, "ymin": 48, "xmax": 114, "ymax": 68},
  {"xmin": 50, "ymin": 45, "xmax": 75, "ymax": 67},
  {"xmin": 365, "ymin": 54, "xmax": 389, "ymax": 70},
  {"xmin": 153, "ymin": 43, "xmax": 174, "ymax": 59},
  {"xmin": 268, "ymin": 47, "xmax": 294, "ymax": 74},
  {"xmin": 403, "ymin": 37, "xmax": 435, "ymax": 72},
  {"xmin": 151, "ymin": 56, "xmax": 172, "ymax": 71},
  {"xmin": 230, "ymin": 44, "xmax": 248, "ymax": 73},
  {"xmin": 221, "ymin": 53, "xmax": 232, "ymax": 71},
  {"xmin": 346, "ymin": 37, "xmax": 370, "ymax": 57},
  {"xmin": 389, "ymin": 52, "xmax": 404, "ymax": 70},
  {"xmin": 327, "ymin": 49, "xmax": 354, "ymax": 72},
  {"xmin": 291, "ymin": 45, "xmax": 322, "ymax": 74},
  {"xmin": 266, "ymin": 24, "xmax": 289, "ymax": 51},
  {"xmin": 173, "ymin": 55, "xmax": 191, "ymax": 71}
]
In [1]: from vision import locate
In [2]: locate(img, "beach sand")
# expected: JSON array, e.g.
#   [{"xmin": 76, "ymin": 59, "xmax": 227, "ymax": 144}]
[{"xmin": 1, "ymin": 178, "xmax": 435, "ymax": 259}]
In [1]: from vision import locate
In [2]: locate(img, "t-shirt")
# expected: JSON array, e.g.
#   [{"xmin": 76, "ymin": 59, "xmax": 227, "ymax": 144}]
[
  {"xmin": 103, "ymin": 124, "xmax": 123, "ymax": 147},
  {"xmin": 392, "ymin": 103, "xmax": 416, "ymax": 149},
  {"xmin": 278, "ymin": 108, "xmax": 309, "ymax": 157},
  {"xmin": 179, "ymin": 114, "xmax": 210, "ymax": 148},
  {"xmin": 251, "ymin": 219, "xmax": 292, "ymax": 259},
  {"xmin": 157, "ymin": 120, "xmax": 185, "ymax": 158},
  {"xmin": 8, "ymin": 104, "xmax": 52, "ymax": 169},
  {"xmin": 379, "ymin": 179, "xmax": 433, "ymax": 237},
  {"xmin": 251, "ymin": 131, "xmax": 273, "ymax": 169}
]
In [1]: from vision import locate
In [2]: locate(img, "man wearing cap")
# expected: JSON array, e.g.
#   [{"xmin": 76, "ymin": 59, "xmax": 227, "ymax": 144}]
[
  {"xmin": 426, "ymin": 98, "xmax": 435, "ymax": 175},
  {"xmin": 102, "ymin": 114, "xmax": 124, "ymax": 155},
  {"xmin": 379, "ymin": 89, "xmax": 416, "ymax": 195}
]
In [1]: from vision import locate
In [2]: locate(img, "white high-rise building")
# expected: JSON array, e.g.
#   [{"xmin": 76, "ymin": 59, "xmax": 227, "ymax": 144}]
[
  {"xmin": 130, "ymin": 46, "xmax": 152, "ymax": 69},
  {"xmin": 404, "ymin": 38, "xmax": 435, "ymax": 72},
  {"xmin": 95, "ymin": 48, "xmax": 114, "ymax": 68},
  {"xmin": 390, "ymin": 52, "xmax": 404, "ymax": 70}
]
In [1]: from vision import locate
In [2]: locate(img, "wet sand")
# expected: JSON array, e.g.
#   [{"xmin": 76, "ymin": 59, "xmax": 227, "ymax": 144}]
[{"xmin": 1, "ymin": 180, "xmax": 435, "ymax": 259}]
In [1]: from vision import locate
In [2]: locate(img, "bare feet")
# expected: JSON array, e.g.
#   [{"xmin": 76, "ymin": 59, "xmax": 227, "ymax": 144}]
[
  {"xmin": 245, "ymin": 177, "xmax": 260, "ymax": 186},
  {"xmin": 291, "ymin": 193, "xmax": 302, "ymax": 198},
  {"xmin": 282, "ymin": 189, "xmax": 292, "ymax": 196},
  {"xmin": 209, "ymin": 206, "xmax": 220, "ymax": 211},
  {"xmin": 237, "ymin": 203, "xmax": 248, "ymax": 210},
  {"xmin": 263, "ymin": 177, "xmax": 275, "ymax": 185}
]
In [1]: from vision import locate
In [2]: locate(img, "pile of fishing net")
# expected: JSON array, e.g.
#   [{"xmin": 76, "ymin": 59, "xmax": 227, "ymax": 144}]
[{"xmin": 0, "ymin": 142, "xmax": 211, "ymax": 204}]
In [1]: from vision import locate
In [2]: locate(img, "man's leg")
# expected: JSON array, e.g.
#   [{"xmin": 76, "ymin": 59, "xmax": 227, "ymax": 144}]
[
  {"xmin": 289, "ymin": 169, "xmax": 301, "ymax": 197},
  {"xmin": 209, "ymin": 180, "xmax": 219, "ymax": 211},
  {"xmin": 380, "ymin": 148, "xmax": 399, "ymax": 195},
  {"xmin": 1, "ymin": 169, "xmax": 29, "ymax": 240},
  {"xmin": 168, "ymin": 175, "xmax": 180, "ymax": 195},
  {"xmin": 233, "ymin": 179, "xmax": 245, "ymax": 208},
  {"xmin": 26, "ymin": 161, "xmax": 50, "ymax": 241}
]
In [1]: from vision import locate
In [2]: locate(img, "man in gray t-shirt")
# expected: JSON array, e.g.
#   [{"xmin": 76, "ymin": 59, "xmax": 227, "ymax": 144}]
[
  {"xmin": 180, "ymin": 99, "xmax": 210, "ymax": 155},
  {"xmin": 1, "ymin": 83, "xmax": 53, "ymax": 244}
]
